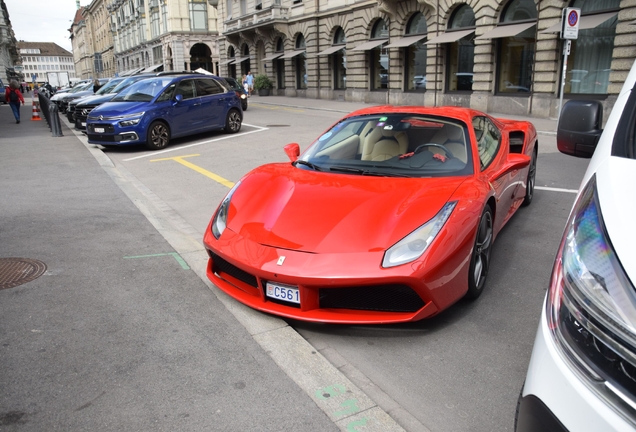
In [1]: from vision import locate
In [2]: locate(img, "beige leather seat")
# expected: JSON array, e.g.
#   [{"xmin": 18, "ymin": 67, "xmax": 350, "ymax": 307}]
[
  {"xmin": 361, "ymin": 127, "xmax": 409, "ymax": 161},
  {"xmin": 430, "ymin": 125, "xmax": 467, "ymax": 163}
]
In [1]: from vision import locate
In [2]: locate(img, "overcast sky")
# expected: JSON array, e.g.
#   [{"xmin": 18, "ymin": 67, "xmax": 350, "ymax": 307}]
[{"xmin": 5, "ymin": 0, "xmax": 92, "ymax": 53}]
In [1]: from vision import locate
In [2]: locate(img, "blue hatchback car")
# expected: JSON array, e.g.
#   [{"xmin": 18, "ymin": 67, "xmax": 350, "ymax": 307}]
[{"xmin": 86, "ymin": 74, "xmax": 243, "ymax": 150}]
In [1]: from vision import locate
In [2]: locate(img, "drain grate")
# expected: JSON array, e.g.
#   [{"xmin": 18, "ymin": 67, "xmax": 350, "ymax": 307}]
[{"xmin": 0, "ymin": 258, "xmax": 47, "ymax": 290}]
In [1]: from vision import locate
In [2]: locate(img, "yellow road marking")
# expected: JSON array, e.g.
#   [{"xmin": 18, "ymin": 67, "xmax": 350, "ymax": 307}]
[{"xmin": 150, "ymin": 154, "xmax": 234, "ymax": 188}]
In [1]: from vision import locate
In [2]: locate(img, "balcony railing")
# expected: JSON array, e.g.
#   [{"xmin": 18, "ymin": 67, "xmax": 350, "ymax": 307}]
[{"xmin": 223, "ymin": 4, "xmax": 288, "ymax": 33}]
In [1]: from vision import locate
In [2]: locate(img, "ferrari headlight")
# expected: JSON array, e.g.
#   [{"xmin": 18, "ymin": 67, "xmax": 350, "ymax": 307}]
[
  {"xmin": 547, "ymin": 175, "xmax": 636, "ymax": 420},
  {"xmin": 211, "ymin": 181, "xmax": 241, "ymax": 239},
  {"xmin": 382, "ymin": 201, "xmax": 456, "ymax": 268}
]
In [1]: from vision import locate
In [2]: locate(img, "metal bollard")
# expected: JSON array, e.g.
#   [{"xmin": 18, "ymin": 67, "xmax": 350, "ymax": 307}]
[{"xmin": 49, "ymin": 103, "xmax": 63, "ymax": 137}]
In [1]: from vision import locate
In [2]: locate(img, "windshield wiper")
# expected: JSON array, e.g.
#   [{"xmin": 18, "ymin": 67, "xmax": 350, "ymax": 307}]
[
  {"xmin": 329, "ymin": 166, "xmax": 412, "ymax": 177},
  {"xmin": 293, "ymin": 160, "xmax": 322, "ymax": 171}
]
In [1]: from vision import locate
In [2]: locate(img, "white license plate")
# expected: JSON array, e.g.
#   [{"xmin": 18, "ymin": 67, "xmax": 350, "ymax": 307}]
[
  {"xmin": 81, "ymin": 122, "xmax": 86, "ymax": 126},
  {"xmin": 94, "ymin": 127, "xmax": 105, "ymax": 133},
  {"xmin": 266, "ymin": 282, "xmax": 300, "ymax": 304}
]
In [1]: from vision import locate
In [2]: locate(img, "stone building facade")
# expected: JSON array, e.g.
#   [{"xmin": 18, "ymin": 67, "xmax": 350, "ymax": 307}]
[
  {"xmin": 86, "ymin": 0, "xmax": 116, "ymax": 78},
  {"xmin": 70, "ymin": 7, "xmax": 94, "ymax": 79},
  {"xmin": 217, "ymin": 0, "xmax": 636, "ymax": 118},
  {"xmin": 107, "ymin": 0, "xmax": 220, "ymax": 77},
  {"xmin": 0, "ymin": 0, "xmax": 21, "ymax": 85}
]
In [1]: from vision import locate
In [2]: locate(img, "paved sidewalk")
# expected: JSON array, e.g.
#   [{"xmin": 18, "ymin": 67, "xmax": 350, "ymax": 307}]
[{"xmin": 0, "ymin": 103, "xmax": 340, "ymax": 431}]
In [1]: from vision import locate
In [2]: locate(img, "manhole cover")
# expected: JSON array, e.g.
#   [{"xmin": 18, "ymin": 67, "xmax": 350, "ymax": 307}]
[
  {"xmin": 0, "ymin": 258, "xmax": 47, "ymax": 290},
  {"xmin": 265, "ymin": 125, "xmax": 291, "ymax": 127}
]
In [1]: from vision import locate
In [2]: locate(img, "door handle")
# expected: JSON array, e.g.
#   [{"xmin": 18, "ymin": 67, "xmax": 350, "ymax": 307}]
[{"xmin": 193, "ymin": 103, "xmax": 201, "ymax": 106}]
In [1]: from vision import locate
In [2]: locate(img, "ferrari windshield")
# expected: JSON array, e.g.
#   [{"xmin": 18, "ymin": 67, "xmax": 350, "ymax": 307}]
[
  {"xmin": 111, "ymin": 77, "xmax": 174, "ymax": 102},
  {"xmin": 300, "ymin": 114, "xmax": 473, "ymax": 177}
]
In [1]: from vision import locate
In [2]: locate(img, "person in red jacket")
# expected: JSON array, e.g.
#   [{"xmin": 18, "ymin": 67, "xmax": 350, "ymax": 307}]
[{"xmin": 6, "ymin": 80, "xmax": 25, "ymax": 123}]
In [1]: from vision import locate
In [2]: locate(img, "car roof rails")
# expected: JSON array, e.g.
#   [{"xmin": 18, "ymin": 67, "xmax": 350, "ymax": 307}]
[{"xmin": 156, "ymin": 71, "xmax": 200, "ymax": 76}]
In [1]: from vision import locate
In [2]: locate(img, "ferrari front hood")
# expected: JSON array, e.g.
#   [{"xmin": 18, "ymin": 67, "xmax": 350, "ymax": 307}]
[{"xmin": 227, "ymin": 164, "xmax": 465, "ymax": 254}]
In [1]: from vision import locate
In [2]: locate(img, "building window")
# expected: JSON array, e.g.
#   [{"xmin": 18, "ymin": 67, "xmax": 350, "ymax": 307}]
[
  {"xmin": 190, "ymin": 0, "xmax": 207, "ymax": 30},
  {"xmin": 226, "ymin": 0, "xmax": 232, "ymax": 19},
  {"xmin": 275, "ymin": 38, "xmax": 285, "ymax": 89},
  {"xmin": 565, "ymin": 0, "xmax": 619, "ymax": 95},
  {"xmin": 371, "ymin": 19, "xmax": 389, "ymax": 90},
  {"xmin": 496, "ymin": 0, "xmax": 536, "ymax": 94},
  {"xmin": 447, "ymin": 5, "xmax": 476, "ymax": 92},
  {"xmin": 151, "ymin": 9, "xmax": 160, "ymax": 39},
  {"xmin": 161, "ymin": 1, "xmax": 168, "ymax": 33},
  {"xmin": 240, "ymin": 0, "xmax": 246, "ymax": 16},
  {"xmin": 296, "ymin": 34, "xmax": 307, "ymax": 89},
  {"xmin": 404, "ymin": 13, "xmax": 427, "ymax": 92},
  {"xmin": 333, "ymin": 27, "xmax": 346, "ymax": 90}
]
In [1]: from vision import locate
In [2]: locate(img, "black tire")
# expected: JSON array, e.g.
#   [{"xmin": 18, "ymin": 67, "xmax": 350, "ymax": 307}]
[
  {"xmin": 67, "ymin": 112, "xmax": 74, "ymax": 122},
  {"xmin": 466, "ymin": 205, "xmax": 493, "ymax": 299},
  {"xmin": 522, "ymin": 148, "xmax": 537, "ymax": 207},
  {"xmin": 242, "ymin": 100, "xmax": 248, "ymax": 111},
  {"xmin": 145, "ymin": 121, "xmax": 170, "ymax": 150},
  {"xmin": 224, "ymin": 109, "xmax": 242, "ymax": 134}
]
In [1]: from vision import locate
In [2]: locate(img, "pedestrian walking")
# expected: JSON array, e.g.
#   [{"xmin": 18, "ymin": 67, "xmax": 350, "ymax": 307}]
[
  {"xmin": 93, "ymin": 78, "xmax": 102, "ymax": 93},
  {"xmin": 5, "ymin": 80, "xmax": 25, "ymax": 124},
  {"xmin": 242, "ymin": 74, "xmax": 248, "ymax": 95},
  {"xmin": 246, "ymin": 71, "xmax": 254, "ymax": 96}
]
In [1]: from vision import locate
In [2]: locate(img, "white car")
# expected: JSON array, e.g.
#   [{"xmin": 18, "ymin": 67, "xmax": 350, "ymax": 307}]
[{"xmin": 515, "ymin": 60, "xmax": 636, "ymax": 431}]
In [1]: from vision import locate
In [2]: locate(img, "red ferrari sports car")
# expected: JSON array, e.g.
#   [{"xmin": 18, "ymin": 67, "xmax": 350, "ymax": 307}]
[{"xmin": 203, "ymin": 106, "xmax": 537, "ymax": 324}]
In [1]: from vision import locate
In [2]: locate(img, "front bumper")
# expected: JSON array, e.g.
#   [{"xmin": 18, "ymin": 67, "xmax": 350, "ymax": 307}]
[
  {"xmin": 202, "ymin": 224, "xmax": 474, "ymax": 324},
  {"xmin": 86, "ymin": 121, "xmax": 143, "ymax": 146},
  {"xmin": 519, "ymin": 302, "xmax": 636, "ymax": 432}
]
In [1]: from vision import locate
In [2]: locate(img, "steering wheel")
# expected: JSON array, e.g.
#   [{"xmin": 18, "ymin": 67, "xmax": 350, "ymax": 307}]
[{"xmin": 414, "ymin": 143, "xmax": 455, "ymax": 159}]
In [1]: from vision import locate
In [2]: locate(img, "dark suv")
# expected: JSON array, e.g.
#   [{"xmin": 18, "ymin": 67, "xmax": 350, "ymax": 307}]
[
  {"xmin": 222, "ymin": 77, "xmax": 248, "ymax": 111},
  {"xmin": 86, "ymin": 74, "xmax": 242, "ymax": 150}
]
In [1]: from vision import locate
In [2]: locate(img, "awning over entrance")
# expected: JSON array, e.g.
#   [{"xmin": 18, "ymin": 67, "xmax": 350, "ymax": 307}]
[
  {"xmin": 475, "ymin": 22, "xmax": 536, "ymax": 39},
  {"xmin": 385, "ymin": 35, "xmax": 426, "ymax": 48},
  {"xmin": 280, "ymin": 50, "xmax": 306, "ymax": 59},
  {"xmin": 194, "ymin": 67, "xmax": 213, "ymax": 75},
  {"xmin": 316, "ymin": 45, "xmax": 345, "ymax": 56},
  {"xmin": 541, "ymin": 11, "xmax": 618, "ymax": 33},
  {"xmin": 119, "ymin": 69, "xmax": 134, "ymax": 77},
  {"xmin": 220, "ymin": 58, "xmax": 236, "ymax": 65},
  {"xmin": 142, "ymin": 63, "xmax": 163, "ymax": 73},
  {"xmin": 425, "ymin": 29, "xmax": 475, "ymax": 44},
  {"xmin": 261, "ymin": 53, "xmax": 284, "ymax": 61},
  {"xmin": 351, "ymin": 39, "xmax": 387, "ymax": 51},
  {"xmin": 127, "ymin": 66, "xmax": 146, "ymax": 76},
  {"xmin": 234, "ymin": 56, "xmax": 251, "ymax": 63}
]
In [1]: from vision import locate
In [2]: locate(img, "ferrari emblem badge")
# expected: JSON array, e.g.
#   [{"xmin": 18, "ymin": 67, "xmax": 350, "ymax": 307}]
[{"xmin": 277, "ymin": 256, "xmax": 286, "ymax": 266}]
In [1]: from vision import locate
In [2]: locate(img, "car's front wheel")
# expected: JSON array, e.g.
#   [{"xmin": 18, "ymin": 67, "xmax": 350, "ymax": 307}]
[
  {"xmin": 242, "ymin": 100, "xmax": 248, "ymax": 111},
  {"xmin": 466, "ymin": 204, "xmax": 493, "ymax": 299},
  {"xmin": 224, "ymin": 109, "xmax": 242, "ymax": 134},
  {"xmin": 146, "ymin": 121, "xmax": 170, "ymax": 150}
]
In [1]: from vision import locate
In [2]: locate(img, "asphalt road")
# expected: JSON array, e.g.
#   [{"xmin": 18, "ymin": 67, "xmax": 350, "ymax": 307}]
[{"xmin": 79, "ymin": 97, "xmax": 590, "ymax": 432}]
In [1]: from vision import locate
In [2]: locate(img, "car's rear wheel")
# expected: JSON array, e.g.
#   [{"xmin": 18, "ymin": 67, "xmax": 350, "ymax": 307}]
[
  {"xmin": 146, "ymin": 121, "xmax": 170, "ymax": 150},
  {"xmin": 224, "ymin": 109, "xmax": 242, "ymax": 133},
  {"xmin": 466, "ymin": 205, "xmax": 493, "ymax": 299},
  {"xmin": 522, "ymin": 148, "xmax": 537, "ymax": 207}
]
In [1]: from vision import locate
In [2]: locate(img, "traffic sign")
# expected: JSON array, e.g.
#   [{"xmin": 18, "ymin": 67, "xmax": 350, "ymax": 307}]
[{"xmin": 562, "ymin": 7, "xmax": 580, "ymax": 40}]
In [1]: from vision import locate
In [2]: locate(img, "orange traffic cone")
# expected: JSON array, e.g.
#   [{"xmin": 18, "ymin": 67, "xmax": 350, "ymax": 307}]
[{"xmin": 31, "ymin": 100, "xmax": 41, "ymax": 121}]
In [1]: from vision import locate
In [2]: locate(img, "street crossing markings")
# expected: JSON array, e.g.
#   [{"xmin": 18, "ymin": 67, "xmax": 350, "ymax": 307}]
[{"xmin": 150, "ymin": 154, "xmax": 235, "ymax": 188}]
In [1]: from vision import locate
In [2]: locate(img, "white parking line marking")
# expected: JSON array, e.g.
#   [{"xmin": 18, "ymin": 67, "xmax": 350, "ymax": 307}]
[
  {"xmin": 123, "ymin": 123, "xmax": 268, "ymax": 162},
  {"xmin": 535, "ymin": 186, "xmax": 578, "ymax": 194}
]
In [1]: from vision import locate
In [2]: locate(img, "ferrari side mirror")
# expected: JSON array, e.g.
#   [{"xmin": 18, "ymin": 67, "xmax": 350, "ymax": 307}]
[{"xmin": 284, "ymin": 143, "xmax": 300, "ymax": 162}]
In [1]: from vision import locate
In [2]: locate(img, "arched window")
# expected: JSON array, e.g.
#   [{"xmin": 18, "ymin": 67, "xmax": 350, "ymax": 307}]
[
  {"xmin": 228, "ymin": 46, "xmax": 236, "ymax": 79},
  {"xmin": 447, "ymin": 4, "xmax": 476, "ymax": 92},
  {"xmin": 241, "ymin": 44, "xmax": 250, "ymax": 76},
  {"xmin": 404, "ymin": 13, "xmax": 427, "ymax": 91},
  {"xmin": 275, "ymin": 38, "xmax": 285, "ymax": 89},
  {"xmin": 296, "ymin": 34, "xmax": 307, "ymax": 89},
  {"xmin": 333, "ymin": 27, "xmax": 347, "ymax": 90},
  {"xmin": 496, "ymin": 0, "xmax": 537, "ymax": 93},
  {"xmin": 566, "ymin": 0, "xmax": 619, "ymax": 94},
  {"xmin": 371, "ymin": 19, "xmax": 389, "ymax": 90}
]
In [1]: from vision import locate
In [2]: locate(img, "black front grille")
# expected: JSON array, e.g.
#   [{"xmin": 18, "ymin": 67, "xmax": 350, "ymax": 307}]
[
  {"xmin": 319, "ymin": 284, "xmax": 424, "ymax": 312},
  {"xmin": 210, "ymin": 251, "xmax": 258, "ymax": 288},
  {"xmin": 75, "ymin": 105, "xmax": 96, "ymax": 118},
  {"xmin": 87, "ymin": 134, "xmax": 116, "ymax": 142},
  {"xmin": 87, "ymin": 123, "xmax": 114, "ymax": 133}
]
